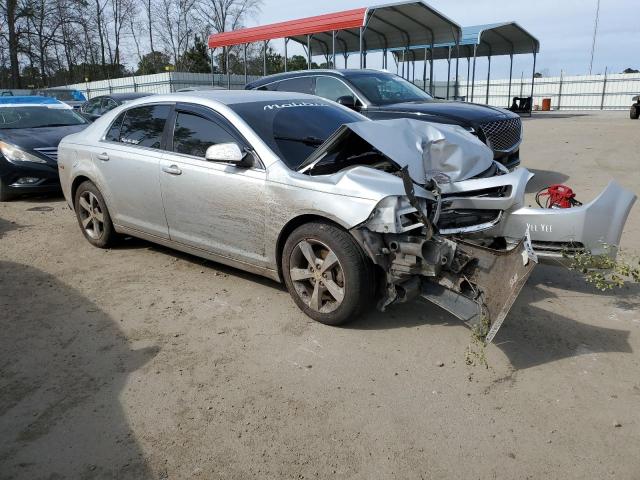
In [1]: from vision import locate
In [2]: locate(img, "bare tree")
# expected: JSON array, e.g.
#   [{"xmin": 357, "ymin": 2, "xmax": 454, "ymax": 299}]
[{"xmin": 197, "ymin": 0, "xmax": 263, "ymax": 73}]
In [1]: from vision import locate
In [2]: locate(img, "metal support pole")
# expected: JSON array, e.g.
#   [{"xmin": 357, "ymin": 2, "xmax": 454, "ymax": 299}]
[
  {"xmin": 263, "ymin": 41, "xmax": 267, "ymax": 76},
  {"xmin": 307, "ymin": 35, "xmax": 312, "ymax": 69},
  {"xmin": 600, "ymin": 66, "xmax": 607, "ymax": 110},
  {"xmin": 411, "ymin": 60, "xmax": 415, "ymax": 82},
  {"xmin": 507, "ymin": 53, "xmax": 513, "ymax": 107},
  {"xmin": 557, "ymin": 69, "xmax": 564, "ymax": 110},
  {"xmin": 471, "ymin": 45, "xmax": 477, "ymax": 102},
  {"xmin": 383, "ymin": 49, "xmax": 387, "ymax": 69},
  {"xmin": 344, "ymin": 53, "xmax": 348, "ymax": 69},
  {"xmin": 429, "ymin": 42, "xmax": 434, "ymax": 94},
  {"xmin": 226, "ymin": 49, "xmax": 231, "ymax": 90},
  {"xmin": 466, "ymin": 57, "xmax": 470, "ymax": 100},
  {"xmin": 363, "ymin": 51, "xmax": 367, "ymax": 69},
  {"xmin": 422, "ymin": 48, "xmax": 427, "ymax": 91},
  {"xmin": 529, "ymin": 52, "xmax": 537, "ymax": 114},
  {"xmin": 520, "ymin": 71, "xmax": 524, "ymax": 97},
  {"xmin": 332, "ymin": 31, "xmax": 336, "ymax": 68},
  {"xmin": 402, "ymin": 50, "xmax": 405, "ymax": 78},
  {"xmin": 446, "ymin": 46, "xmax": 451, "ymax": 99},
  {"xmin": 454, "ymin": 43, "xmax": 459, "ymax": 99},
  {"xmin": 210, "ymin": 49, "xmax": 215, "ymax": 86},
  {"xmin": 485, "ymin": 55, "xmax": 491, "ymax": 104},
  {"xmin": 284, "ymin": 38, "xmax": 288, "ymax": 72},
  {"xmin": 359, "ymin": 27, "xmax": 364, "ymax": 68},
  {"xmin": 243, "ymin": 44, "xmax": 248, "ymax": 85}
]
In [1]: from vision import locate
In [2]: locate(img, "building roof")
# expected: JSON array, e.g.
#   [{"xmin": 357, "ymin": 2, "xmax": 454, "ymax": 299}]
[
  {"xmin": 392, "ymin": 22, "xmax": 540, "ymax": 61},
  {"xmin": 208, "ymin": 1, "xmax": 461, "ymax": 55}
]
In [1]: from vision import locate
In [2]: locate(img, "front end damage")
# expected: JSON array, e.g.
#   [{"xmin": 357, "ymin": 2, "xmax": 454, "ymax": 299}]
[
  {"xmin": 352, "ymin": 193, "xmax": 538, "ymax": 344},
  {"xmin": 308, "ymin": 118, "xmax": 636, "ymax": 342}
]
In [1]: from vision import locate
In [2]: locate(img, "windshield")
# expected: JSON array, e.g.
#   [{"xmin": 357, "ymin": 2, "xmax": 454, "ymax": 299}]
[
  {"xmin": 0, "ymin": 106, "xmax": 88, "ymax": 129},
  {"xmin": 347, "ymin": 73, "xmax": 433, "ymax": 105},
  {"xmin": 229, "ymin": 100, "xmax": 364, "ymax": 169}
]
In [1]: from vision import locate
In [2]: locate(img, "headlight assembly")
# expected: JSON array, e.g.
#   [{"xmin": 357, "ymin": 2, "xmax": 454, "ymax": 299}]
[{"xmin": 0, "ymin": 141, "xmax": 47, "ymax": 164}]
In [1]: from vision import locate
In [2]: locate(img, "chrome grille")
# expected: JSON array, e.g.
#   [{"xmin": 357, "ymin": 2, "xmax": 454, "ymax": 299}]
[
  {"xmin": 480, "ymin": 117, "xmax": 522, "ymax": 152},
  {"xmin": 33, "ymin": 147, "xmax": 58, "ymax": 162}
]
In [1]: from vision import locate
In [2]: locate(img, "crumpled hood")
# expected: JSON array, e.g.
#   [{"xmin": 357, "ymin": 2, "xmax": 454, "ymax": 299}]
[{"xmin": 301, "ymin": 118, "xmax": 494, "ymax": 184}]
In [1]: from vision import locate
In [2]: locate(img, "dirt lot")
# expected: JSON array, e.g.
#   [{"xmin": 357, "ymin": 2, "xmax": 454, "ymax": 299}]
[{"xmin": 1, "ymin": 111, "xmax": 639, "ymax": 479}]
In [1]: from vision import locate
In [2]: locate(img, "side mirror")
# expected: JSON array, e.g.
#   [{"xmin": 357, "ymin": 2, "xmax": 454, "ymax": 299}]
[
  {"xmin": 336, "ymin": 95, "xmax": 357, "ymax": 109},
  {"xmin": 205, "ymin": 142, "xmax": 248, "ymax": 165}
]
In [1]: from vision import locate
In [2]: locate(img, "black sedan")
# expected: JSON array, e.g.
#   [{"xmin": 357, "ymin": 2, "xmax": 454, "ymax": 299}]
[
  {"xmin": 247, "ymin": 69, "xmax": 523, "ymax": 169},
  {"xmin": 79, "ymin": 92, "xmax": 153, "ymax": 121},
  {"xmin": 0, "ymin": 96, "xmax": 89, "ymax": 201}
]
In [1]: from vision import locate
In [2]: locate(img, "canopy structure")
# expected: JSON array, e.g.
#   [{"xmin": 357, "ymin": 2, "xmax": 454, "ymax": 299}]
[
  {"xmin": 207, "ymin": 1, "xmax": 461, "ymax": 93},
  {"xmin": 391, "ymin": 22, "xmax": 540, "ymax": 105}
]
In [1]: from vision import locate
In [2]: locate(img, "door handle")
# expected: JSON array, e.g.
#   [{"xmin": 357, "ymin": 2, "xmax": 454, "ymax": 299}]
[
  {"xmin": 96, "ymin": 152, "xmax": 109, "ymax": 161},
  {"xmin": 162, "ymin": 165, "xmax": 182, "ymax": 175}
]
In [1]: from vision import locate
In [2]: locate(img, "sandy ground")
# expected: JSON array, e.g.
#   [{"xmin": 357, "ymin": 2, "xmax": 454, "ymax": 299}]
[{"xmin": 1, "ymin": 111, "xmax": 639, "ymax": 479}]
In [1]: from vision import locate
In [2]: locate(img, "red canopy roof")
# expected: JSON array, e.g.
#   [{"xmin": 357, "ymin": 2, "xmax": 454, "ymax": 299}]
[{"xmin": 208, "ymin": 8, "xmax": 367, "ymax": 48}]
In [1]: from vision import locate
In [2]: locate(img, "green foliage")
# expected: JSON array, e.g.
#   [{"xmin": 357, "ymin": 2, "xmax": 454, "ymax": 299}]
[
  {"xmin": 465, "ymin": 316, "xmax": 490, "ymax": 369},
  {"xmin": 564, "ymin": 245, "xmax": 640, "ymax": 291},
  {"xmin": 137, "ymin": 51, "xmax": 171, "ymax": 75},
  {"xmin": 180, "ymin": 36, "xmax": 212, "ymax": 73}
]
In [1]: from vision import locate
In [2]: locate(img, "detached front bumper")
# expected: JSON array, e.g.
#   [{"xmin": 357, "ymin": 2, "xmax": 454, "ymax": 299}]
[{"xmin": 492, "ymin": 181, "xmax": 637, "ymax": 258}]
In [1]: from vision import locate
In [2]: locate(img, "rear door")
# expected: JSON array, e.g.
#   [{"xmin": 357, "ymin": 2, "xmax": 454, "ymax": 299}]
[
  {"xmin": 159, "ymin": 103, "xmax": 267, "ymax": 265},
  {"xmin": 94, "ymin": 103, "xmax": 172, "ymax": 238}
]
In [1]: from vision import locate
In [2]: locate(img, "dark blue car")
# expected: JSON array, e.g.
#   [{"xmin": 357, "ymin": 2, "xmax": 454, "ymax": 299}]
[{"xmin": 0, "ymin": 96, "xmax": 89, "ymax": 201}]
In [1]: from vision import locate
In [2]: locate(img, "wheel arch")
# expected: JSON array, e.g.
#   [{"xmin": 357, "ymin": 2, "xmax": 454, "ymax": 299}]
[
  {"xmin": 70, "ymin": 175, "xmax": 94, "ymax": 210},
  {"xmin": 275, "ymin": 214, "xmax": 351, "ymax": 282}
]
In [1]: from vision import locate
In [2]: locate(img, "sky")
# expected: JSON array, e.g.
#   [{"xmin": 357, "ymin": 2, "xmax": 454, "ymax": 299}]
[{"xmin": 240, "ymin": 0, "xmax": 639, "ymax": 80}]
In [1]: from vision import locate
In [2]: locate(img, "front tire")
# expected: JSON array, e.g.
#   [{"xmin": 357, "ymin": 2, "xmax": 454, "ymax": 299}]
[
  {"xmin": 631, "ymin": 105, "xmax": 639, "ymax": 120},
  {"xmin": 74, "ymin": 181, "xmax": 116, "ymax": 248},
  {"xmin": 282, "ymin": 221, "xmax": 375, "ymax": 325}
]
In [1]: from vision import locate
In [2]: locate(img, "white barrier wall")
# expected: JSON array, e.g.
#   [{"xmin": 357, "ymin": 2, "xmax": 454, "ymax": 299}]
[
  {"xmin": 451, "ymin": 72, "xmax": 640, "ymax": 110},
  {"xmin": 62, "ymin": 71, "xmax": 640, "ymax": 111},
  {"xmin": 64, "ymin": 72, "xmax": 262, "ymax": 98}
]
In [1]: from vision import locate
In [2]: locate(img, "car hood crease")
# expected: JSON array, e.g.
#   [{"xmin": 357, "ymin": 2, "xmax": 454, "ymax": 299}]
[{"xmin": 300, "ymin": 118, "xmax": 494, "ymax": 185}]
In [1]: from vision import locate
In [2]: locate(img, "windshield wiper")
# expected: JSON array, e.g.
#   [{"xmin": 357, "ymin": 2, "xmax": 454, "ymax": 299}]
[
  {"xmin": 33, "ymin": 123, "xmax": 80, "ymax": 128},
  {"xmin": 274, "ymin": 135, "xmax": 325, "ymax": 146}
]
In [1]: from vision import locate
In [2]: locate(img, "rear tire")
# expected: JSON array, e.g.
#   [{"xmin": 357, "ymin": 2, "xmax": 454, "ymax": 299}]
[
  {"xmin": 282, "ymin": 221, "xmax": 375, "ymax": 326},
  {"xmin": 631, "ymin": 105, "xmax": 639, "ymax": 120},
  {"xmin": 73, "ymin": 180, "xmax": 116, "ymax": 248}
]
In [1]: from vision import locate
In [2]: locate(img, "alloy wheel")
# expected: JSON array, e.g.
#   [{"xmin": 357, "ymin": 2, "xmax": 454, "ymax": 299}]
[
  {"xmin": 289, "ymin": 239, "xmax": 345, "ymax": 313},
  {"xmin": 78, "ymin": 191, "xmax": 105, "ymax": 240}
]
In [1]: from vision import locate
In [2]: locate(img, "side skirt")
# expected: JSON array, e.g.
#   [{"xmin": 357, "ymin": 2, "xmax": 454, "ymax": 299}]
[{"xmin": 114, "ymin": 224, "xmax": 281, "ymax": 283}]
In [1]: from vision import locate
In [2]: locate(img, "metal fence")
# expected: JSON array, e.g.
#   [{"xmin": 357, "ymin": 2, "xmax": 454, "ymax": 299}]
[
  {"xmin": 416, "ymin": 72, "xmax": 640, "ymax": 110},
  {"xmin": 58, "ymin": 71, "xmax": 640, "ymax": 111},
  {"xmin": 62, "ymin": 72, "xmax": 261, "ymax": 98}
]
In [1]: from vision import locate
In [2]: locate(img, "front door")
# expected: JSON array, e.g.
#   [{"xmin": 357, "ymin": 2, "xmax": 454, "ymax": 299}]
[{"xmin": 159, "ymin": 104, "xmax": 267, "ymax": 266}]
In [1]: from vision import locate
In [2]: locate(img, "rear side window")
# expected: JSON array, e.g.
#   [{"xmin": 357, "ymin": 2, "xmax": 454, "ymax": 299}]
[
  {"xmin": 276, "ymin": 77, "xmax": 315, "ymax": 95},
  {"xmin": 172, "ymin": 112, "xmax": 237, "ymax": 158},
  {"xmin": 114, "ymin": 105, "xmax": 170, "ymax": 148}
]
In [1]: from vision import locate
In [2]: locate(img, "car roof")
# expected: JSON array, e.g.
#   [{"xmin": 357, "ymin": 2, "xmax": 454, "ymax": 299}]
[
  {"xmin": 104, "ymin": 92, "xmax": 153, "ymax": 101},
  {"xmin": 0, "ymin": 95, "xmax": 67, "ymax": 107},
  {"xmin": 246, "ymin": 69, "xmax": 393, "ymax": 88},
  {"xmin": 129, "ymin": 90, "xmax": 327, "ymax": 106}
]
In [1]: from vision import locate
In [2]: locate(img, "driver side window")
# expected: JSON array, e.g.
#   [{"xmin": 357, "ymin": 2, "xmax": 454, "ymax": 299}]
[
  {"xmin": 314, "ymin": 77, "xmax": 355, "ymax": 103},
  {"xmin": 171, "ymin": 112, "xmax": 237, "ymax": 159}
]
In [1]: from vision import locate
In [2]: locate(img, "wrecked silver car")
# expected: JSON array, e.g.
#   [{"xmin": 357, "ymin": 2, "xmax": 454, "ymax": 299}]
[{"xmin": 58, "ymin": 91, "xmax": 636, "ymax": 342}]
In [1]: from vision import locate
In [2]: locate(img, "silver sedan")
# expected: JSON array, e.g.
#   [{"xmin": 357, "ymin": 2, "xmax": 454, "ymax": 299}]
[{"xmin": 58, "ymin": 91, "xmax": 635, "ymax": 341}]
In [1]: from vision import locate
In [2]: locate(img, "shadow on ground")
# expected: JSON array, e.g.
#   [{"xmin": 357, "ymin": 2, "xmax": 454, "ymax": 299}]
[
  {"xmin": 348, "ymin": 265, "xmax": 633, "ymax": 370},
  {"xmin": 100, "ymin": 236, "xmax": 633, "ymax": 373},
  {"xmin": 0, "ymin": 261, "xmax": 158, "ymax": 479},
  {"xmin": 523, "ymin": 113, "xmax": 590, "ymax": 120}
]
